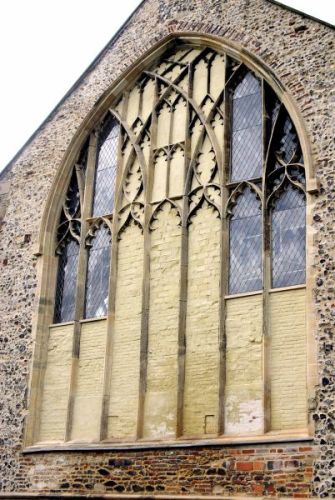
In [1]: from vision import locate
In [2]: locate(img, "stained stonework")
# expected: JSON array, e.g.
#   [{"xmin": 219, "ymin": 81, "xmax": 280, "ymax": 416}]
[
  {"xmin": 0, "ymin": 0, "xmax": 334, "ymax": 497},
  {"xmin": 158, "ymin": 0, "xmax": 223, "ymax": 21},
  {"xmin": 0, "ymin": 181, "xmax": 10, "ymax": 226}
]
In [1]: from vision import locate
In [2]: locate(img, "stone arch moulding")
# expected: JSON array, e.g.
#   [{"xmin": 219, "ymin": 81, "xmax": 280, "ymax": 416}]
[{"xmin": 25, "ymin": 31, "xmax": 318, "ymax": 449}]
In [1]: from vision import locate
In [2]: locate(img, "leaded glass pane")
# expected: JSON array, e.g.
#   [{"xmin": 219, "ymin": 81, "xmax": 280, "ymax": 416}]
[
  {"xmin": 288, "ymin": 166, "xmax": 305, "ymax": 185},
  {"xmin": 234, "ymin": 72, "xmax": 260, "ymax": 98},
  {"xmin": 279, "ymin": 116, "xmax": 299, "ymax": 163},
  {"xmin": 92, "ymin": 116, "xmax": 120, "ymax": 216},
  {"xmin": 233, "ymin": 93, "xmax": 262, "ymax": 131},
  {"xmin": 271, "ymin": 185, "xmax": 305, "ymax": 288},
  {"xmin": 269, "ymin": 110, "xmax": 303, "ymax": 170},
  {"xmin": 65, "ymin": 171, "xmax": 81, "ymax": 219},
  {"xmin": 231, "ymin": 72, "xmax": 262, "ymax": 181},
  {"xmin": 229, "ymin": 188, "xmax": 262, "ymax": 294},
  {"xmin": 271, "ymin": 98, "xmax": 281, "ymax": 128},
  {"xmin": 54, "ymin": 240, "xmax": 79, "ymax": 323},
  {"xmin": 85, "ymin": 225, "xmax": 111, "ymax": 318},
  {"xmin": 78, "ymin": 137, "xmax": 89, "ymax": 174},
  {"xmin": 231, "ymin": 126, "xmax": 262, "ymax": 181}
]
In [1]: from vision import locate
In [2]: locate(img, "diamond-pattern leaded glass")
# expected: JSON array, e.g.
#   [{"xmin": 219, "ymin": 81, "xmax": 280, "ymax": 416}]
[
  {"xmin": 65, "ymin": 170, "xmax": 81, "ymax": 218},
  {"xmin": 92, "ymin": 115, "xmax": 120, "ymax": 216},
  {"xmin": 232, "ymin": 126, "xmax": 263, "ymax": 181},
  {"xmin": 54, "ymin": 240, "xmax": 79, "ymax": 323},
  {"xmin": 279, "ymin": 116, "xmax": 299, "ymax": 163},
  {"xmin": 231, "ymin": 72, "xmax": 262, "ymax": 181},
  {"xmin": 269, "ymin": 110, "xmax": 303, "ymax": 170},
  {"xmin": 234, "ymin": 72, "xmax": 260, "ymax": 98},
  {"xmin": 288, "ymin": 166, "xmax": 305, "ymax": 185},
  {"xmin": 84, "ymin": 225, "xmax": 112, "ymax": 318},
  {"xmin": 78, "ymin": 137, "xmax": 89, "ymax": 174},
  {"xmin": 233, "ymin": 93, "xmax": 262, "ymax": 131},
  {"xmin": 271, "ymin": 185, "xmax": 305, "ymax": 288},
  {"xmin": 229, "ymin": 187, "xmax": 262, "ymax": 294},
  {"xmin": 271, "ymin": 98, "xmax": 281, "ymax": 128}
]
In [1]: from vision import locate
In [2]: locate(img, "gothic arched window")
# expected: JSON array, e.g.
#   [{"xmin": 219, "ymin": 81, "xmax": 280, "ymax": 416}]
[{"xmin": 28, "ymin": 38, "xmax": 311, "ymax": 448}]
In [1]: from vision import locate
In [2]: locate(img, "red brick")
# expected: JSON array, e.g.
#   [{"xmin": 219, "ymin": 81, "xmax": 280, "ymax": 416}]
[
  {"xmin": 252, "ymin": 483, "xmax": 264, "ymax": 494},
  {"xmin": 236, "ymin": 461, "xmax": 253, "ymax": 471},
  {"xmin": 253, "ymin": 461, "xmax": 265, "ymax": 471}
]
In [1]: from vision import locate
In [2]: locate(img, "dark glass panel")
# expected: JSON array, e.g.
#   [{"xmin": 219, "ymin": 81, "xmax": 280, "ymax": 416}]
[
  {"xmin": 92, "ymin": 116, "xmax": 120, "ymax": 216},
  {"xmin": 231, "ymin": 72, "xmax": 262, "ymax": 181},
  {"xmin": 78, "ymin": 137, "xmax": 89, "ymax": 174},
  {"xmin": 288, "ymin": 166, "xmax": 305, "ymax": 185},
  {"xmin": 84, "ymin": 225, "xmax": 111, "ymax": 319},
  {"xmin": 65, "ymin": 170, "xmax": 81, "ymax": 219},
  {"xmin": 54, "ymin": 240, "xmax": 79, "ymax": 323},
  {"xmin": 229, "ymin": 187, "xmax": 262, "ymax": 294},
  {"xmin": 269, "ymin": 110, "xmax": 303, "ymax": 171},
  {"xmin": 264, "ymin": 84, "xmax": 281, "ymax": 131},
  {"xmin": 271, "ymin": 185, "xmax": 305, "ymax": 288},
  {"xmin": 271, "ymin": 98, "xmax": 281, "ymax": 128},
  {"xmin": 279, "ymin": 115, "xmax": 300, "ymax": 164}
]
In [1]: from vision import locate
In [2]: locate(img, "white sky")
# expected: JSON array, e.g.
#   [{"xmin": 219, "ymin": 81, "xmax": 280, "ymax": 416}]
[{"xmin": 0, "ymin": 0, "xmax": 334, "ymax": 172}]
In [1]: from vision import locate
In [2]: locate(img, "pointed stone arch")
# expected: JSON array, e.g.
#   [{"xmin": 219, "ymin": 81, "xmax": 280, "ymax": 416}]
[{"xmin": 26, "ymin": 32, "xmax": 317, "ymax": 449}]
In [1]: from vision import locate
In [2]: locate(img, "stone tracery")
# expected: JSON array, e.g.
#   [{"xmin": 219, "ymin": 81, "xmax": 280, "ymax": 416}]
[{"xmin": 37, "ymin": 39, "xmax": 307, "ymax": 445}]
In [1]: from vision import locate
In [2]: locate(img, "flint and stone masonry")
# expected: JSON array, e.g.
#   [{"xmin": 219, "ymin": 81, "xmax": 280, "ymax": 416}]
[{"xmin": 0, "ymin": 0, "xmax": 334, "ymax": 497}]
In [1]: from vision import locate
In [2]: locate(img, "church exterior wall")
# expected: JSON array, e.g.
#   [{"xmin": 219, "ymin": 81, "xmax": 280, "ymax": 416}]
[{"xmin": 0, "ymin": 0, "xmax": 334, "ymax": 497}]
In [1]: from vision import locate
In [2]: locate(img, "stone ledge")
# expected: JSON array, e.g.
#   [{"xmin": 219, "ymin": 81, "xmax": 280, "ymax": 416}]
[
  {"xmin": 0, "ymin": 495, "xmax": 327, "ymax": 500},
  {"xmin": 23, "ymin": 433, "xmax": 313, "ymax": 454}
]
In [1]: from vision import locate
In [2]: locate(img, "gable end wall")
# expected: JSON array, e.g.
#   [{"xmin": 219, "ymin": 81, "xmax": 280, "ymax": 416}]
[{"xmin": 0, "ymin": 0, "xmax": 334, "ymax": 497}]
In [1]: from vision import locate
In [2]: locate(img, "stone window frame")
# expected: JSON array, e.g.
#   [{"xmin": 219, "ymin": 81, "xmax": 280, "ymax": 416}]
[{"xmin": 24, "ymin": 33, "xmax": 318, "ymax": 452}]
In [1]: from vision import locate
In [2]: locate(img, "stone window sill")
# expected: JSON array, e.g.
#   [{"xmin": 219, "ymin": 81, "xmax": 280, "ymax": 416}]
[{"xmin": 23, "ymin": 431, "xmax": 312, "ymax": 454}]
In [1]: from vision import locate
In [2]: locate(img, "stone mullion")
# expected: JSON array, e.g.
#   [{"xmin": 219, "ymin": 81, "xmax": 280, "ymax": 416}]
[
  {"xmin": 99, "ymin": 99, "xmax": 128, "ymax": 441},
  {"xmin": 166, "ymin": 98, "xmax": 174, "ymax": 199},
  {"xmin": 261, "ymin": 79, "xmax": 271, "ymax": 433},
  {"xmin": 218, "ymin": 54, "xmax": 229, "ymax": 435},
  {"xmin": 176, "ymin": 67, "xmax": 191, "ymax": 438},
  {"xmin": 65, "ymin": 131, "xmax": 98, "ymax": 441},
  {"xmin": 136, "ymin": 79, "xmax": 158, "ymax": 439}
]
